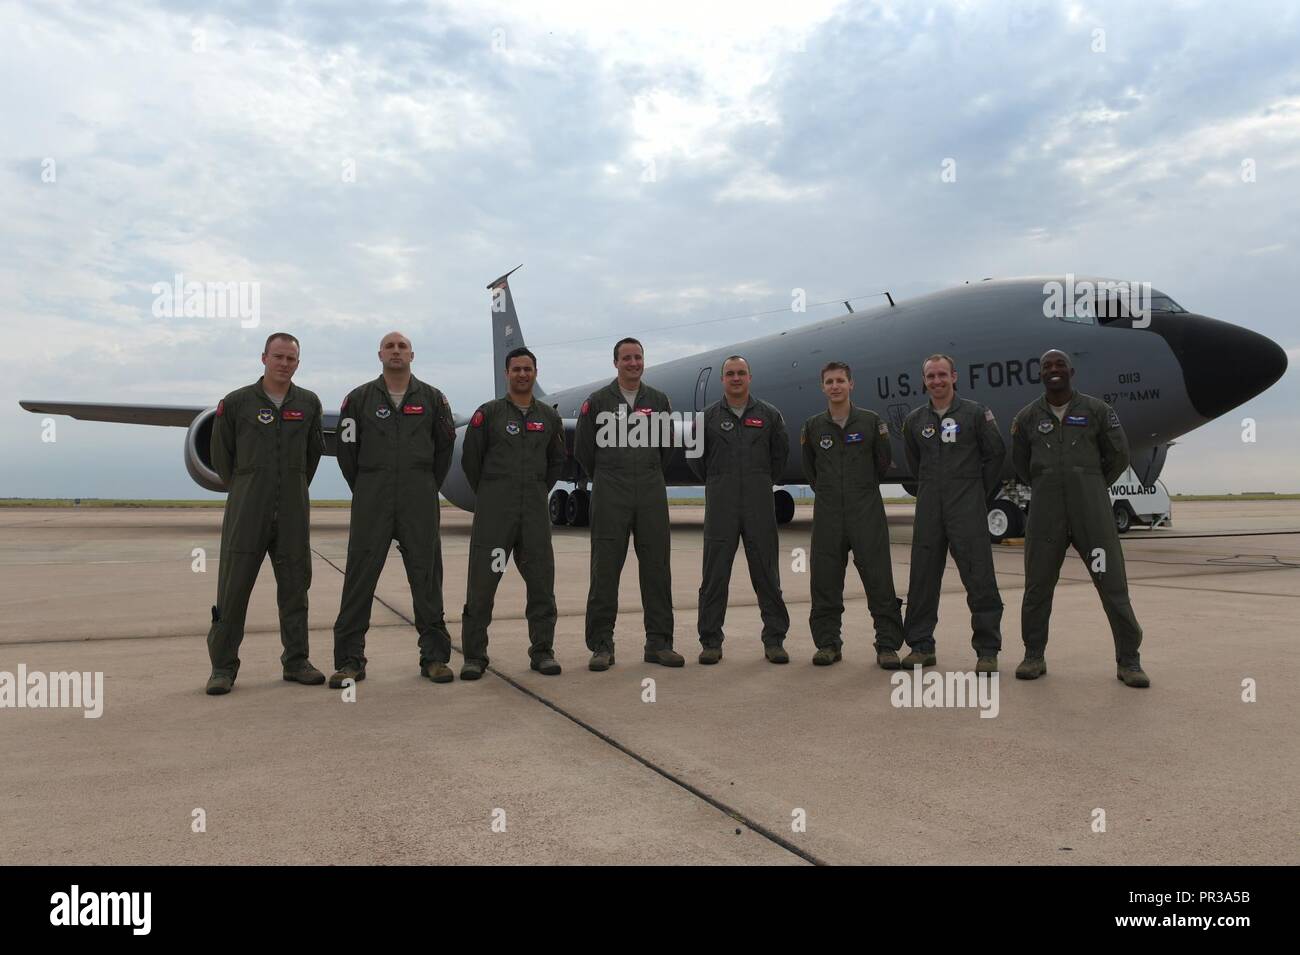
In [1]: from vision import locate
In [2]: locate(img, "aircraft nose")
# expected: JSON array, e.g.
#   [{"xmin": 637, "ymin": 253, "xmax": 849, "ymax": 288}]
[{"xmin": 1161, "ymin": 314, "xmax": 1288, "ymax": 420}]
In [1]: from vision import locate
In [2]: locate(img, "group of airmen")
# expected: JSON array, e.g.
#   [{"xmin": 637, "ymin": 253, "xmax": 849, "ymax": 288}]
[{"xmin": 203, "ymin": 330, "xmax": 1150, "ymax": 695}]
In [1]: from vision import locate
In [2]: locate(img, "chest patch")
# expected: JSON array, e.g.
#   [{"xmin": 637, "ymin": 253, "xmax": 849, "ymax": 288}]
[
  {"xmin": 720, "ymin": 418, "xmax": 735, "ymax": 431},
  {"xmin": 282, "ymin": 409, "xmax": 304, "ymax": 421},
  {"xmin": 505, "ymin": 421, "xmax": 521, "ymax": 435},
  {"xmin": 941, "ymin": 418, "xmax": 960, "ymax": 436},
  {"xmin": 635, "ymin": 406, "xmax": 654, "ymax": 416},
  {"xmin": 376, "ymin": 405, "xmax": 391, "ymax": 419},
  {"xmin": 526, "ymin": 421, "xmax": 545, "ymax": 432},
  {"xmin": 819, "ymin": 435, "xmax": 833, "ymax": 450},
  {"xmin": 257, "ymin": 409, "xmax": 274, "ymax": 424},
  {"xmin": 845, "ymin": 432, "xmax": 865, "ymax": 444},
  {"xmin": 1064, "ymin": 414, "xmax": 1089, "ymax": 427},
  {"xmin": 403, "ymin": 404, "xmax": 424, "ymax": 415},
  {"xmin": 921, "ymin": 425, "xmax": 936, "ymax": 439},
  {"xmin": 744, "ymin": 417, "xmax": 764, "ymax": 428},
  {"xmin": 1037, "ymin": 420, "xmax": 1054, "ymax": 433}
]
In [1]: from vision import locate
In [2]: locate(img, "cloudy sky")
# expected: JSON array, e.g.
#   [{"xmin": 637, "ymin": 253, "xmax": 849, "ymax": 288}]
[{"xmin": 2, "ymin": 0, "xmax": 1298, "ymax": 499}]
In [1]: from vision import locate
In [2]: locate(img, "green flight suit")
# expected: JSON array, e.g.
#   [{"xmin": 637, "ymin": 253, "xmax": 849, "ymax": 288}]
[
  {"xmin": 690, "ymin": 395, "xmax": 791, "ymax": 649},
  {"xmin": 459, "ymin": 396, "xmax": 566, "ymax": 666},
  {"xmin": 901, "ymin": 396, "xmax": 1006, "ymax": 656},
  {"xmin": 801, "ymin": 407, "xmax": 904, "ymax": 652},
  {"xmin": 1011, "ymin": 391, "xmax": 1143, "ymax": 667},
  {"xmin": 333, "ymin": 375, "xmax": 456, "ymax": 670},
  {"xmin": 206, "ymin": 381, "xmax": 324, "ymax": 678},
  {"xmin": 574, "ymin": 379, "xmax": 675, "ymax": 654}
]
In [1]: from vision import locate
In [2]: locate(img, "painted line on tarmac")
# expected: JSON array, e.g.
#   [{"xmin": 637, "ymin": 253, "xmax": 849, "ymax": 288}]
[{"xmin": 314, "ymin": 547, "xmax": 825, "ymax": 867}]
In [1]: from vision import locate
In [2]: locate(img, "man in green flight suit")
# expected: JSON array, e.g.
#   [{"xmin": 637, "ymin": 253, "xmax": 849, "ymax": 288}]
[
  {"xmin": 330, "ymin": 331, "xmax": 458, "ymax": 687},
  {"xmin": 800, "ymin": 361, "xmax": 904, "ymax": 667},
  {"xmin": 690, "ymin": 356, "xmax": 792, "ymax": 665},
  {"xmin": 900, "ymin": 354, "xmax": 1006, "ymax": 673},
  {"xmin": 205, "ymin": 332, "xmax": 327, "ymax": 695},
  {"xmin": 458, "ymin": 347, "xmax": 566, "ymax": 679},
  {"xmin": 1011, "ymin": 349, "xmax": 1149, "ymax": 688},
  {"xmin": 574, "ymin": 337, "xmax": 683, "ymax": 670}
]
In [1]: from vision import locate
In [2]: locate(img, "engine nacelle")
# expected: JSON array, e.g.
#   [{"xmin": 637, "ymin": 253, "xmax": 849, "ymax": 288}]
[
  {"xmin": 438, "ymin": 424, "xmax": 477, "ymax": 513},
  {"xmin": 184, "ymin": 407, "xmax": 226, "ymax": 492}
]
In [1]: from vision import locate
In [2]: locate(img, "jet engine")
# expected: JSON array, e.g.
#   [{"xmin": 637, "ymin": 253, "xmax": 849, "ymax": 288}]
[{"xmin": 183, "ymin": 407, "xmax": 226, "ymax": 492}]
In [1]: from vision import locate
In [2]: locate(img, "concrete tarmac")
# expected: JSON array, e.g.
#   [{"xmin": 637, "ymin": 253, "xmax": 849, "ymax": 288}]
[{"xmin": 1, "ymin": 501, "xmax": 1297, "ymax": 865}]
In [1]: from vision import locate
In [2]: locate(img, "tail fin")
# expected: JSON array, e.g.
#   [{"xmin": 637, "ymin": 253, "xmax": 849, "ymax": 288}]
[{"xmin": 486, "ymin": 264, "xmax": 546, "ymax": 400}]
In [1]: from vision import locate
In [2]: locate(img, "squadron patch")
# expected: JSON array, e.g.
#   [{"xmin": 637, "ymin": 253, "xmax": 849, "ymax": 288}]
[
  {"xmin": 257, "ymin": 408, "xmax": 274, "ymax": 424},
  {"xmin": 470, "ymin": 410, "xmax": 484, "ymax": 428},
  {"xmin": 819, "ymin": 435, "xmax": 833, "ymax": 450},
  {"xmin": 1037, "ymin": 420, "xmax": 1054, "ymax": 433},
  {"xmin": 376, "ymin": 405, "xmax": 391, "ymax": 419},
  {"xmin": 921, "ymin": 425, "xmax": 936, "ymax": 439},
  {"xmin": 720, "ymin": 418, "xmax": 735, "ymax": 431},
  {"xmin": 505, "ymin": 421, "xmax": 521, "ymax": 435}
]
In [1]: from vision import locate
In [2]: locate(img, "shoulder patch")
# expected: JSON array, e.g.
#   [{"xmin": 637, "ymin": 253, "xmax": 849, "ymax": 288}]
[
  {"xmin": 1009, "ymin": 420, "xmax": 1018, "ymax": 435},
  {"xmin": 580, "ymin": 399, "xmax": 591, "ymax": 415},
  {"xmin": 984, "ymin": 408, "xmax": 995, "ymax": 422},
  {"xmin": 470, "ymin": 410, "xmax": 484, "ymax": 428},
  {"xmin": 216, "ymin": 399, "xmax": 224, "ymax": 417},
  {"xmin": 1107, "ymin": 408, "xmax": 1121, "ymax": 429},
  {"xmin": 340, "ymin": 395, "xmax": 348, "ymax": 412},
  {"xmin": 877, "ymin": 421, "xmax": 889, "ymax": 436}
]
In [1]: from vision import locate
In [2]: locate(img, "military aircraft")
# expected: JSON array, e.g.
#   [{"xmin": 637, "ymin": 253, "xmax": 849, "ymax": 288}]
[{"xmin": 19, "ymin": 267, "xmax": 1288, "ymax": 541}]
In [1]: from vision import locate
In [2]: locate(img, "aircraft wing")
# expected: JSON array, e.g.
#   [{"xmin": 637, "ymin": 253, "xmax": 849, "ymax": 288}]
[
  {"xmin": 19, "ymin": 399, "xmax": 468, "ymax": 434},
  {"xmin": 17, "ymin": 400, "xmax": 207, "ymax": 428}
]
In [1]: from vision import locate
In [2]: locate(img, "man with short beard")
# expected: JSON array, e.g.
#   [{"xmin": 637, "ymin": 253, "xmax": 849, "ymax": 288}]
[
  {"xmin": 1010, "ymin": 349, "xmax": 1149, "ymax": 687},
  {"xmin": 458, "ymin": 347, "xmax": 566, "ymax": 679}
]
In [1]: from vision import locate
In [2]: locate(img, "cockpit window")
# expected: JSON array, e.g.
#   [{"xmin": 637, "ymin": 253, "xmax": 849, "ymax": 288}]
[
  {"xmin": 1093, "ymin": 286, "xmax": 1188, "ymax": 325},
  {"xmin": 1149, "ymin": 293, "xmax": 1186, "ymax": 313}
]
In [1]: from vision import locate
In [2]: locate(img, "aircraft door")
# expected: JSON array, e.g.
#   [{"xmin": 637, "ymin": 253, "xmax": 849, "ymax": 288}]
[{"xmin": 694, "ymin": 366, "xmax": 712, "ymax": 413}]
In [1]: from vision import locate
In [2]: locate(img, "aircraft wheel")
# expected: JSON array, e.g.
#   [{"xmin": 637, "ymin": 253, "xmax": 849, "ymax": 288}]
[
  {"xmin": 988, "ymin": 501, "xmax": 1025, "ymax": 543},
  {"xmin": 773, "ymin": 489, "xmax": 795, "ymax": 524},
  {"xmin": 566, "ymin": 488, "xmax": 590, "ymax": 527},
  {"xmin": 549, "ymin": 489, "xmax": 570, "ymax": 526}
]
